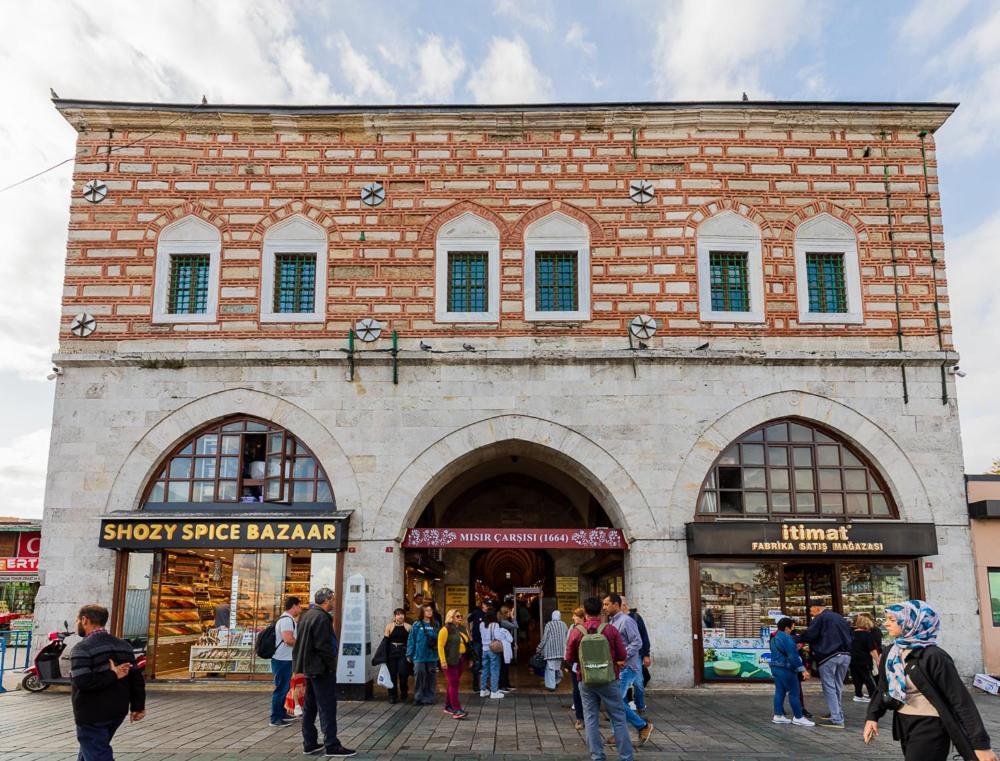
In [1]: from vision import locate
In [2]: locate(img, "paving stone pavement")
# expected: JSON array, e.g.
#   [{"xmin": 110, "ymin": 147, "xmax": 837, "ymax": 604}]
[{"xmin": 1, "ymin": 686, "xmax": 998, "ymax": 760}]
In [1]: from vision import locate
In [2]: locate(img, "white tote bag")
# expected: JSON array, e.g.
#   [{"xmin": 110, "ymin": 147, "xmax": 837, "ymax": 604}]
[{"xmin": 376, "ymin": 663, "xmax": 394, "ymax": 689}]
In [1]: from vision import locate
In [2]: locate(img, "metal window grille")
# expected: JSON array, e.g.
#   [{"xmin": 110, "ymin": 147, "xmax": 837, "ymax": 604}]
[
  {"xmin": 536, "ymin": 251, "xmax": 578, "ymax": 312},
  {"xmin": 168, "ymin": 254, "xmax": 210, "ymax": 314},
  {"xmin": 806, "ymin": 252, "xmax": 847, "ymax": 313},
  {"xmin": 274, "ymin": 253, "xmax": 317, "ymax": 313},
  {"xmin": 447, "ymin": 251, "xmax": 489, "ymax": 312},
  {"xmin": 709, "ymin": 251, "xmax": 750, "ymax": 312}
]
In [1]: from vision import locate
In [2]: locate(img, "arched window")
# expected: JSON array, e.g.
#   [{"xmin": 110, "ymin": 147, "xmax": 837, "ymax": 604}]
[
  {"xmin": 144, "ymin": 416, "xmax": 334, "ymax": 507},
  {"xmin": 153, "ymin": 215, "xmax": 222, "ymax": 324},
  {"xmin": 793, "ymin": 213, "xmax": 863, "ymax": 324},
  {"xmin": 524, "ymin": 212, "xmax": 590, "ymax": 322},
  {"xmin": 434, "ymin": 212, "xmax": 501, "ymax": 322},
  {"xmin": 696, "ymin": 211, "xmax": 765, "ymax": 323},
  {"xmin": 696, "ymin": 419, "xmax": 895, "ymax": 519},
  {"xmin": 261, "ymin": 215, "xmax": 328, "ymax": 323}
]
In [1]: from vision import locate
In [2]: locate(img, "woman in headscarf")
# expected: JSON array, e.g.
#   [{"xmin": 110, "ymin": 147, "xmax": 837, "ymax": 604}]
[
  {"xmin": 864, "ymin": 600, "xmax": 996, "ymax": 761},
  {"xmin": 538, "ymin": 610, "xmax": 569, "ymax": 691}
]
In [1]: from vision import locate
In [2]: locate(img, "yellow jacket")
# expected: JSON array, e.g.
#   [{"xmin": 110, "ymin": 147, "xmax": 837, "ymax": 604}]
[{"xmin": 437, "ymin": 624, "xmax": 469, "ymax": 665}]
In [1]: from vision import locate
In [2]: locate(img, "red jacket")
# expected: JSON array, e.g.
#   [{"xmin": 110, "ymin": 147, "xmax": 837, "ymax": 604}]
[{"xmin": 565, "ymin": 616, "xmax": 628, "ymax": 678}]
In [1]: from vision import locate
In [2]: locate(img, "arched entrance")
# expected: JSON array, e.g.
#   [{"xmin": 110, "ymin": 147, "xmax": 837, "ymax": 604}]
[{"xmin": 400, "ymin": 445, "xmax": 628, "ymax": 689}]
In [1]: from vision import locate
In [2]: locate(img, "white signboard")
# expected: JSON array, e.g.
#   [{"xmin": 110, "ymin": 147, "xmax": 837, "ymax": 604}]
[{"xmin": 336, "ymin": 573, "xmax": 370, "ymax": 685}]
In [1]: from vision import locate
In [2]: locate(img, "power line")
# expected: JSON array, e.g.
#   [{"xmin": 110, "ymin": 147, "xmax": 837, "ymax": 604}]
[{"xmin": 0, "ymin": 104, "xmax": 203, "ymax": 195}]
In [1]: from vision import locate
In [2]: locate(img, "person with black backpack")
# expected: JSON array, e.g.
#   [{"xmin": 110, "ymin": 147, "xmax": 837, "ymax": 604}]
[
  {"xmin": 565, "ymin": 597, "xmax": 634, "ymax": 761},
  {"xmin": 259, "ymin": 596, "xmax": 301, "ymax": 727}
]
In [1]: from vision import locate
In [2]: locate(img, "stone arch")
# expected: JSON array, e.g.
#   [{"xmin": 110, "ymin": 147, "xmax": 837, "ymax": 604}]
[
  {"xmin": 510, "ymin": 200, "xmax": 605, "ymax": 242},
  {"xmin": 780, "ymin": 201, "xmax": 870, "ymax": 243},
  {"xmin": 682, "ymin": 198, "xmax": 773, "ymax": 239},
  {"xmin": 104, "ymin": 387, "xmax": 361, "ymax": 518},
  {"xmin": 367, "ymin": 414, "xmax": 656, "ymax": 542},
  {"xmin": 143, "ymin": 201, "xmax": 230, "ymax": 246},
  {"xmin": 418, "ymin": 200, "xmax": 509, "ymax": 243},
  {"xmin": 250, "ymin": 200, "xmax": 341, "ymax": 243},
  {"xmin": 667, "ymin": 391, "xmax": 932, "ymax": 527}
]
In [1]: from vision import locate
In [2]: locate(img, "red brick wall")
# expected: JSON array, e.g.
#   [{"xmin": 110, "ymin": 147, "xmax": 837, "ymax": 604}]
[{"xmin": 58, "ymin": 108, "xmax": 951, "ymax": 347}]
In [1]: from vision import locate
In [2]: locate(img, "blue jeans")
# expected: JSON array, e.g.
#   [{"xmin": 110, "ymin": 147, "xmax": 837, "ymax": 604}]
[
  {"xmin": 581, "ymin": 680, "xmax": 634, "ymax": 761},
  {"xmin": 818, "ymin": 653, "xmax": 851, "ymax": 724},
  {"xmin": 618, "ymin": 667, "xmax": 648, "ymax": 730},
  {"xmin": 772, "ymin": 666, "xmax": 803, "ymax": 718},
  {"xmin": 302, "ymin": 672, "xmax": 341, "ymax": 752},
  {"xmin": 480, "ymin": 650, "xmax": 501, "ymax": 692},
  {"xmin": 270, "ymin": 658, "xmax": 293, "ymax": 722},
  {"xmin": 76, "ymin": 716, "xmax": 124, "ymax": 761},
  {"xmin": 632, "ymin": 667, "xmax": 646, "ymax": 710}
]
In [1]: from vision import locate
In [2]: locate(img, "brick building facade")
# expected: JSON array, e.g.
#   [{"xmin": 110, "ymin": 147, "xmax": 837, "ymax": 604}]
[{"xmin": 35, "ymin": 99, "xmax": 981, "ymax": 688}]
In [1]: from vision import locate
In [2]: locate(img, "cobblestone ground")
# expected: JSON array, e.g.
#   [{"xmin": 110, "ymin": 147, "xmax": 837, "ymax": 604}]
[{"xmin": 1, "ymin": 686, "xmax": 998, "ymax": 760}]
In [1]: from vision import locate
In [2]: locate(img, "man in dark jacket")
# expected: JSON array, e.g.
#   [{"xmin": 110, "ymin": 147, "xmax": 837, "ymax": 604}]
[
  {"xmin": 798, "ymin": 600, "xmax": 853, "ymax": 728},
  {"xmin": 70, "ymin": 603, "xmax": 145, "ymax": 761},
  {"xmin": 292, "ymin": 588, "xmax": 355, "ymax": 757}
]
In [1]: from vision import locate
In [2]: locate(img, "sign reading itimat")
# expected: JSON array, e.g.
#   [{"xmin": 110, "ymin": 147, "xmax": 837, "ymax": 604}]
[
  {"xmin": 99, "ymin": 517, "xmax": 348, "ymax": 550},
  {"xmin": 402, "ymin": 528, "xmax": 627, "ymax": 550}
]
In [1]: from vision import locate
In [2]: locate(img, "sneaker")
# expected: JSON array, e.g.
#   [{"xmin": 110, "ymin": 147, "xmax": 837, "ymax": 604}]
[
  {"xmin": 772, "ymin": 714, "xmax": 792, "ymax": 724},
  {"xmin": 638, "ymin": 721, "xmax": 654, "ymax": 745},
  {"xmin": 818, "ymin": 718, "xmax": 845, "ymax": 729},
  {"xmin": 294, "ymin": 705, "xmax": 304, "ymax": 717},
  {"xmin": 324, "ymin": 747, "xmax": 357, "ymax": 758},
  {"xmin": 452, "ymin": 710, "xmax": 468, "ymax": 719},
  {"xmin": 489, "ymin": 691, "xmax": 505, "ymax": 699},
  {"xmin": 802, "ymin": 708, "xmax": 813, "ymax": 719},
  {"xmin": 443, "ymin": 706, "xmax": 456, "ymax": 715},
  {"xmin": 852, "ymin": 696, "xmax": 870, "ymax": 703},
  {"xmin": 792, "ymin": 716, "xmax": 815, "ymax": 727},
  {"xmin": 499, "ymin": 687, "xmax": 513, "ymax": 693},
  {"xmin": 304, "ymin": 744, "xmax": 324, "ymax": 755},
  {"xmin": 269, "ymin": 719, "xmax": 293, "ymax": 727},
  {"xmin": 479, "ymin": 689, "xmax": 490, "ymax": 697},
  {"xmin": 628, "ymin": 700, "xmax": 638, "ymax": 711}
]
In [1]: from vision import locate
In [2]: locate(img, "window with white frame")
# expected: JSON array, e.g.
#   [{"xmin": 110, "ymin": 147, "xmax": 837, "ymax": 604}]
[
  {"xmin": 696, "ymin": 211, "xmax": 765, "ymax": 323},
  {"xmin": 793, "ymin": 214, "xmax": 863, "ymax": 324},
  {"xmin": 261, "ymin": 215, "xmax": 328, "ymax": 323},
  {"xmin": 434, "ymin": 212, "xmax": 500, "ymax": 323},
  {"xmin": 524, "ymin": 212, "xmax": 591, "ymax": 322},
  {"xmin": 153, "ymin": 215, "xmax": 222, "ymax": 324}
]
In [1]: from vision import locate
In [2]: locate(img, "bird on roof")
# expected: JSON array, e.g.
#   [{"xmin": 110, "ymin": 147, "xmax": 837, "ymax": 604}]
[
  {"xmin": 201, "ymin": 94, "xmax": 208, "ymax": 105},
  {"xmin": 741, "ymin": 92, "xmax": 749, "ymax": 102},
  {"xmin": 463, "ymin": 343, "xmax": 476, "ymax": 352},
  {"xmin": 50, "ymin": 87, "xmax": 59, "ymax": 99},
  {"xmin": 419, "ymin": 340, "xmax": 432, "ymax": 351}
]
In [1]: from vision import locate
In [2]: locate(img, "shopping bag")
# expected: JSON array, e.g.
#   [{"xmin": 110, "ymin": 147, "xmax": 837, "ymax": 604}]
[
  {"xmin": 284, "ymin": 673, "xmax": 306, "ymax": 715},
  {"xmin": 376, "ymin": 663, "xmax": 394, "ymax": 689}
]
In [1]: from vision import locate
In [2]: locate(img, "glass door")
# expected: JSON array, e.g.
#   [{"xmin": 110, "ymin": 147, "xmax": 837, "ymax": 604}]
[{"xmin": 782, "ymin": 563, "xmax": 835, "ymax": 630}]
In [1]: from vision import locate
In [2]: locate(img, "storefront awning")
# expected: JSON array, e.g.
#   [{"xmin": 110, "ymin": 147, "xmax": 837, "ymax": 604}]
[
  {"xmin": 686, "ymin": 520, "xmax": 938, "ymax": 557},
  {"xmin": 98, "ymin": 511, "xmax": 351, "ymax": 551},
  {"xmin": 969, "ymin": 500, "xmax": 1000, "ymax": 519},
  {"xmin": 401, "ymin": 527, "xmax": 627, "ymax": 550}
]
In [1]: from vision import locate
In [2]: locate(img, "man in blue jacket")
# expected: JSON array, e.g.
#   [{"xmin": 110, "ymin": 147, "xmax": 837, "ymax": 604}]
[{"xmin": 797, "ymin": 600, "xmax": 853, "ymax": 728}]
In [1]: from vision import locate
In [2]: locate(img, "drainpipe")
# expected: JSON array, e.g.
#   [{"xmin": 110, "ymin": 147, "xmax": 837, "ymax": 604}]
[
  {"xmin": 918, "ymin": 131, "xmax": 948, "ymax": 405},
  {"xmin": 881, "ymin": 132, "xmax": 908, "ymax": 404}
]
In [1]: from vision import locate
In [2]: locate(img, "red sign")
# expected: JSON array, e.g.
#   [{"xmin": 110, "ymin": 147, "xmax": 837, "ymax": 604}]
[
  {"xmin": 17, "ymin": 531, "xmax": 41, "ymax": 558},
  {"xmin": 0, "ymin": 557, "xmax": 39, "ymax": 573},
  {"xmin": 402, "ymin": 528, "xmax": 627, "ymax": 550}
]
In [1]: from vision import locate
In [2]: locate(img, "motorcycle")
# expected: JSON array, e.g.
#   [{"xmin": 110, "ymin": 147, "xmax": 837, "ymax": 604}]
[{"xmin": 21, "ymin": 621, "xmax": 146, "ymax": 692}]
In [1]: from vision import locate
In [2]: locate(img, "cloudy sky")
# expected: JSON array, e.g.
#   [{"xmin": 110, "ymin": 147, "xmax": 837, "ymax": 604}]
[{"xmin": 1, "ymin": 0, "xmax": 998, "ymax": 519}]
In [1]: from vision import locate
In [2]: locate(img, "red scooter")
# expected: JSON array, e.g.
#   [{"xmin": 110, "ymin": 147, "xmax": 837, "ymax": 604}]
[{"xmin": 21, "ymin": 621, "xmax": 146, "ymax": 692}]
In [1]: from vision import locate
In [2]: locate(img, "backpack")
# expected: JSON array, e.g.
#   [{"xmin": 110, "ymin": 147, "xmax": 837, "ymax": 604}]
[
  {"xmin": 254, "ymin": 614, "xmax": 288, "ymax": 660},
  {"xmin": 576, "ymin": 623, "xmax": 615, "ymax": 686}
]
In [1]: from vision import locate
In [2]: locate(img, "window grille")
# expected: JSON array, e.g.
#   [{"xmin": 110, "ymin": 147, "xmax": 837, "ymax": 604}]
[
  {"xmin": 709, "ymin": 251, "xmax": 750, "ymax": 312},
  {"xmin": 168, "ymin": 255, "xmax": 210, "ymax": 314},
  {"xmin": 447, "ymin": 251, "xmax": 489, "ymax": 312},
  {"xmin": 274, "ymin": 253, "xmax": 317, "ymax": 313},
  {"xmin": 806, "ymin": 252, "xmax": 847, "ymax": 313},
  {"xmin": 536, "ymin": 251, "xmax": 578, "ymax": 312}
]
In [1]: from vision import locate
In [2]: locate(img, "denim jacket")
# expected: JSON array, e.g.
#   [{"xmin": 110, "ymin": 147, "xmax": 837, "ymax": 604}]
[{"xmin": 770, "ymin": 630, "xmax": 805, "ymax": 672}]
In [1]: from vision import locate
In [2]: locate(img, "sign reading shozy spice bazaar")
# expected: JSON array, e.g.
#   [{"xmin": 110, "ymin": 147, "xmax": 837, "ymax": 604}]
[
  {"xmin": 686, "ymin": 521, "xmax": 938, "ymax": 557},
  {"xmin": 99, "ymin": 516, "xmax": 348, "ymax": 550}
]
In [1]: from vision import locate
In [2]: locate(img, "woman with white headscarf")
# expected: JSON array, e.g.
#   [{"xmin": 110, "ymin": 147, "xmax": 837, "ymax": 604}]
[
  {"xmin": 538, "ymin": 610, "xmax": 569, "ymax": 690},
  {"xmin": 864, "ymin": 600, "xmax": 996, "ymax": 761}
]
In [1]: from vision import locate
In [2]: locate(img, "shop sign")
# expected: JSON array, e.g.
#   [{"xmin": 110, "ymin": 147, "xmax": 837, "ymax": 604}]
[
  {"xmin": 445, "ymin": 585, "xmax": 467, "ymax": 609},
  {"xmin": 402, "ymin": 528, "xmax": 627, "ymax": 550},
  {"xmin": 556, "ymin": 576, "xmax": 578, "ymax": 593},
  {"xmin": 0, "ymin": 557, "xmax": 39, "ymax": 573},
  {"xmin": 17, "ymin": 532, "xmax": 40, "ymax": 558},
  {"xmin": 98, "ymin": 517, "xmax": 348, "ymax": 550},
  {"xmin": 686, "ymin": 521, "xmax": 937, "ymax": 557}
]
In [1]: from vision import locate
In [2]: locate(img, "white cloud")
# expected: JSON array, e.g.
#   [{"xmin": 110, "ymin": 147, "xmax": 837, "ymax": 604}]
[
  {"xmin": 898, "ymin": 0, "xmax": 969, "ymax": 47},
  {"xmin": 0, "ymin": 428, "xmax": 50, "ymax": 519},
  {"xmin": 414, "ymin": 35, "xmax": 466, "ymax": 102},
  {"xmin": 467, "ymin": 36, "xmax": 552, "ymax": 104},
  {"xmin": 328, "ymin": 32, "xmax": 397, "ymax": 102},
  {"xmin": 652, "ymin": 0, "xmax": 810, "ymax": 99},
  {"xmin": 948, "ymin": 209, "xmax": 1000, "ymax": 473},
  {"xmin": 564, "ymin": 22, "xmax": 596, "ymax": 57},
  {"xmin": 493, "ymin": 0, "xmax": 554, "ymax": 31}
]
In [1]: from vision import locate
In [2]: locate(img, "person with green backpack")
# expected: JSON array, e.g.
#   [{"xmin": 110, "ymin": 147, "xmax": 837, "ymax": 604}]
[{"xmin": 565, "ymin": 596, "xmax": 635, "ymax": 761}]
